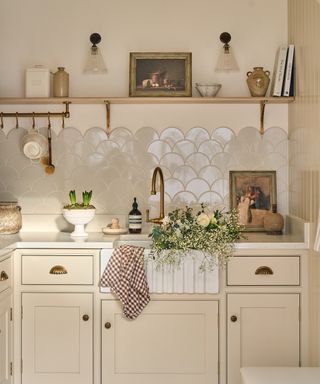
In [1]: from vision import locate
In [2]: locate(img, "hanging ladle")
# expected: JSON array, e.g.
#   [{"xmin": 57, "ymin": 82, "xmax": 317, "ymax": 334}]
[{"xmin": 45, "ymin": 113, "xmax": 55, "ymax": 174}]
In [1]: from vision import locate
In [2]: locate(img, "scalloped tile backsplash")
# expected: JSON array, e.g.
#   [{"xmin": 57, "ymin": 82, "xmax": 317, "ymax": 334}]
[{"xmin": 0, "ymin": 125, "xmax": 288, "ymax": 217}]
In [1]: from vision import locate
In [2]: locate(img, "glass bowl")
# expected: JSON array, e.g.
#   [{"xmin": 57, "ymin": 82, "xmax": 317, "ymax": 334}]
[{"xmin": 195, "ymin": 83, "xmax": 222, "ymax": 97}]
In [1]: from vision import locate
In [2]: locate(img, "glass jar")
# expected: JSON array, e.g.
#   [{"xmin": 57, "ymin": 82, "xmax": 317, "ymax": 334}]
[{"xmin": 0, "ymin": 202, "xmax": 22, "ymax": 234}]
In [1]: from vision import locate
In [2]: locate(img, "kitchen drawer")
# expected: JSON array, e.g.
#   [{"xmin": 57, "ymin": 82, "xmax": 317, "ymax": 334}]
[
  {"xmin": 227, "ymin": 256, "xmax": 300, "ymax": 286},
  {"xmin": 0, "ymin": 257, "xmax": 11, "ymax": 292},
  {"xmin": 21, "ymin": 254, "xmax": 93, "ymax": 285}
]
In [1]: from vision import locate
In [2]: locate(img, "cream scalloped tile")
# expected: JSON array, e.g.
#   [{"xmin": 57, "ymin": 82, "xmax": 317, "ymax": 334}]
[
  {"xmin": 198, "ymin": 140, "xmax": 223, "ymax": 160},
  {"xmin": 69, "ymin": 166, "xmax": 98, "ymax": 189},
  {"xmin": 31, "ymin": 177, "xmax": 58, "ymax": 195},
  {"xmin": 198, "ymin": 191, "xmax": 224, "ymax": 207},
  {"xmin": 57, "ymin": 127, "xmax": 83, "ymax": 148},
  {"xmin": 0, "ymin": 191, "xmax": 18, "ymax": 202},
  {"xmin": 211, "ymin": 179, "xmax": 229, "ymax": 198},
  {"xmin": 159, "ymin": 153, "xmax": 184, "ymax": 172},
  {"xmin": 211, "ymin": 153, "xmax": 235, "ymax": 176},
  {"xmin": 185, "ymin": 179, "xmax": 210, "ymax": 196},
  {"xmin": 84, "ymin": 127, "xmax": 109, "ymax": 148},
  {"xmin": 135, "ymin": 127, "xmax": 159, "ymax": 149},
  {"xmin": 54, "ymin": 154, "xmax": 82, "ymax": 179},
  {"xmin": 262, "ymin": 152, "xmax": 288, "ymax": 169},
  {"xmin": 211, "ymin": 127, "xmax": 235, "ymax": 146},
  {"xmin": 263, "ymin": 127, "xmax": 287, "ymax": 143},
  {"xmin": 0, "ymin": 130, "xmax": 6, "ymax": 142},
  {"xmin": 171, "ymin": 191, "xmax": 197, "ymax": 205},
  {"xmin": 0, "ymin": 166, "xmax": 19, "ymax": 184},
  {"xmin": 147, "ymin": 140, "xmax": 172, "ymax": 160},
  {"xmin": 106, "ymin": 152, "xmax": 135, "ymax": 170},
  {"xmin": 185, "ymin": 153, "xmax": 210, "ymax": 172},
  {"xmin": 273, "ymin": 139, "xmax": 288, "ymax": 155},
  {"xmin": 165, "ymin": 178, "xmax": 185, "ymax": 199},
  {"xmin": 172, "ymin": 165, "xmax": 197, "ymax": 185},
  {"xmin": 6, "ymin": 178, "xmax": 32, "ymax": 197},
  {"xmin": 185, "ymin": 127, "xmax": 210, "ymax": 146},
  {"xmin": 198, "ymin": 165, "xmax": 223, "ymax": 185},
  {"xmin": 95, "ymin": 167, "xmax": 121, "ymax": 187},
  {"xmin": 18, "ymin": 191, "xmax": 46, "ymax": 213},
  {"xmin": 109, "ymin": 127, "xmax": 133, "ymax": 148},
  {"xmin": 83, "ymin": 152, "xmax": 106, "ymax": 168},
  {"xmin": 68, "ymin": 140, "xmax": 96, "ymax": 159},
  {"xmin": 159, "ymin": 127, "xmax": 184, "ymax": 146},
  {"xmin": 172, "ymin": 140, "xmax": 197, "ymax": 158},
  {"xmin": 6, "ymin": 152, "xmax": 31, "ymax": 171}
]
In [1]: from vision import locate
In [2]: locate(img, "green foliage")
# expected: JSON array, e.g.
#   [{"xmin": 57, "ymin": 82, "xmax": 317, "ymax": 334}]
[
  {"xmin": 150, "ymin": 204, "xmax": 244, "ymax": 271},
  {"xmin": 63, "ymin": 190, "xmax": 95, "ymax": 209}
]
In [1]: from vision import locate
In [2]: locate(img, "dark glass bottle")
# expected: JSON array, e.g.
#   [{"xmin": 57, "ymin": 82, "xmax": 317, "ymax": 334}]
[{"xmin": 128, "ymin": 197, "xmax": 142, "ymax": 234}]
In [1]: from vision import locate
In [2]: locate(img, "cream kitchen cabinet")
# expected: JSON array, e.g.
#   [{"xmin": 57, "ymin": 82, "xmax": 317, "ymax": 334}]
[
  {"xmin": 0, "ymin": 296, "xmax": 12, "ymax": 384},
  {"xmin": 226, "ymin": 253, "xmax": 305, "ymax": 384},
  {"xmin": 101, "ymin": 299, "xmax": 219, "ymax": 384},
  {"xmin": 21, "ymin": 292, "xmax": 93, "ymax": 384},
  {"xmin": 0, "ymin": 253, "xmax": 13, "ymax": 384}
]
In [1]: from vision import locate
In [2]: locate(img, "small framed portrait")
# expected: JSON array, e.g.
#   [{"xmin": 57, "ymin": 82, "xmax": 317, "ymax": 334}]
[
  {"xmin": 229, "ymin": 170, "xmax": 277, "ymax": 231},
  {"xmin": 129, "ymin": 52, "xmax": 192, "ymax": 97}
]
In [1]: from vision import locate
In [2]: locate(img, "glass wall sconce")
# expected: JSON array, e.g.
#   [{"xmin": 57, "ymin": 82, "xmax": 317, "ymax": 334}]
[
  {"xmin": 215, "ymin": 32, "xmax": 239, "ymax": 72},
  {"xmin": 84, "ymin": 33, "xmax": 107, "ymax": 74}
]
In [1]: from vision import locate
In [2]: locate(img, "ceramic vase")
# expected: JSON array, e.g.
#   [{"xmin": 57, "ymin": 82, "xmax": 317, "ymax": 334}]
[
  {"xmin": 263, "ymin": 204, "xmax": 284, "ymax": 235},
  {"xmin": 53, "ymin": 67, "xmax": 69, "ymax": 97},
  {"xmin": 246, "ymin": 66, "xmax": 270, "ymax": 97}
]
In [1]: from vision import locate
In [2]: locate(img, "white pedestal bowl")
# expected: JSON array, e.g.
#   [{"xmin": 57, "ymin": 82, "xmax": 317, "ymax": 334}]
[{"xmin": 62, "ymin": 208, "xmax": 95, "ymax": 237}]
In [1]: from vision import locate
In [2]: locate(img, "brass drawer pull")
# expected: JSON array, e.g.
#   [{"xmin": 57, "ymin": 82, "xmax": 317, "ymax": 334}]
[
  {"xmin": 230, "ymin": 315, "xmax": 238, "ymax": 322},
  {"xmin": 0, "ymin": 271, "xmax": 9, "ymax": 281},
  {"xmin": 255, "ymin": 266, "xmax": 274, "ymax": 275},
  {"xmin": 49, "ymin": 265, "xmax": 68, "ymax": 275},
  {"xmin": 82, "ymin": 314, "xmax": 89, "ymax": 321},
  {"xmin": 105, "ymin": 322, "xmax": 112, "ymax": 329}
]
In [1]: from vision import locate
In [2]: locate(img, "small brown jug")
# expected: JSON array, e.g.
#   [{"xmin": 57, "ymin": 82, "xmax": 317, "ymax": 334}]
[
  {"xmin": 53, "ymin": 67, "xmax": 69, "ymax": 97},
  {"xmin": 263, "ymin": 204, "xmax": 284, "ymax": 235},
  {"xmin": 246, "ymin": 66, "xmax": 270, "ymax": 97}
]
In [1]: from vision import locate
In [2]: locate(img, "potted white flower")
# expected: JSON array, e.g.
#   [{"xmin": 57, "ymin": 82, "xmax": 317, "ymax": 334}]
[
  {"xmin": 150, "ymin": 203, "xmax": 243, "ymax": 271},
  {"xmin": 62, "ymin": 190, "xmax": 95, "ymax": 237}
]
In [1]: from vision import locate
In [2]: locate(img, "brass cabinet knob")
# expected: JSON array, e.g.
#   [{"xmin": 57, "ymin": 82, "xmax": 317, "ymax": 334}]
[
  {"xmin": 82, "ymin": 314, "xmax": 89, "ymax": 321},
  {"xmin": 0, "ymin": 271, "xmax": 9, "ymax": 281},
  {"xmin": 104, "ymin": 322, "xmax": 111, "ymax": 329},
  {"xmin": 49, "ymin": 265, "xmax": 68, "ymax": 275},
  {"xmin": 230, "ymin": 315, "xmax": 238, "ymax": 322}
]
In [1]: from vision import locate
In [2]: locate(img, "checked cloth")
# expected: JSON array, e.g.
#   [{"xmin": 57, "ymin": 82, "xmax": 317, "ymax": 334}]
[{"xmin": 100, "ymin": 245, "xmax": 150, "ymax": 319}]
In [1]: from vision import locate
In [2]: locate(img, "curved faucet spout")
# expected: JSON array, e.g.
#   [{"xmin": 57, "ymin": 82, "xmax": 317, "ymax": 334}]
[{"xmin": 146, "ymin": 167, "xmax": 165, "ymax": 224}]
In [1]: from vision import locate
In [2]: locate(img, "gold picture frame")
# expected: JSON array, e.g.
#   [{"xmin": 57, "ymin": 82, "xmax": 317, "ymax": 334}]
[
  {"xmin": 229, "ymin": 170, "xmax": 277, "ymax": 232},
  {"xmin": 129, "ymin": 52, "xmax": 192, "ymax": 97}
]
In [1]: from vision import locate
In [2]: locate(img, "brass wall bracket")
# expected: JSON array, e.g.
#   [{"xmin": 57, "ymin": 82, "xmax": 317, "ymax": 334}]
[
  {"xmin": 104, "ymin": 100, "xmax": 111, "ymax": 137},
  {"xmin": 260, "ymin": 100, "xmax": 267, "ymax": 135},
  {"xmin": 0, "ymin": 101, "xmax": 71, "ymax": 129}
]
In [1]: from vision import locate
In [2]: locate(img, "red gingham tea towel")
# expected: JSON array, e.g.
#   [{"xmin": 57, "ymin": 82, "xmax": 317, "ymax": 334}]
[{"xmin": 100, "ymin": 245, "xmax": 150, "ymax": 319}]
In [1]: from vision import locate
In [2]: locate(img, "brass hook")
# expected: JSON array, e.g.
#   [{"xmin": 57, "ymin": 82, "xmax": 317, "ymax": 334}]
[
  {"xmin": 0, "ymin": 112, "xmax": 3, "ymax": 129},
  {"xmin": 15, "ymin": 112, "xmax": 19, "ymax": 129},
  {"xmin": 32, "ymin": 112, "xmax": 36, "ymax": 130},
  {"xmin": 47, "ymin": 112, "xmax": 51, "ymax": 129},
  {"xmin": 61, "ymin": 114, "xmax": 65, "ymax": 129},
  {"xmin": 104, "ymin": 100, "xmax": 111, "ymax": 137}
]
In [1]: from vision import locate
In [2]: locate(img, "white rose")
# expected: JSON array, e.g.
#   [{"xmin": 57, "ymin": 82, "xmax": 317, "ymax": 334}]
[
  {"xmin": 162, "ymin": 216, "xmax": 170, "ymax": 226},
  {"xmin": 197, "ymin": 213, "xmax": 210, "ymax": 227},
  {"xmin": 210, "ymin": 215, "xmax": 217, "ymax": 225}
]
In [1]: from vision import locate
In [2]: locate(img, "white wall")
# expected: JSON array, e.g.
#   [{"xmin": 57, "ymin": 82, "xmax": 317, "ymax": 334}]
[{"xmin": 0, "ymin": 0, "xmax": 287, "ymax": 98}]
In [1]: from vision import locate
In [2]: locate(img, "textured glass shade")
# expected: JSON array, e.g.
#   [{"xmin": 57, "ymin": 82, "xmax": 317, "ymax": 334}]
[
  {"xmin": 215, "ymin": 46, "xmax": 239, "ymax": 72},
  {"xmin": 84, "ymin": 46, "xmax": 107, "ymax": 74}
]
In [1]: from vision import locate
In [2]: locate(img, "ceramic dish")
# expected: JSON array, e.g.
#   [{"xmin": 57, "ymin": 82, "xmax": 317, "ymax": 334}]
[
  {"xmin": 21, "ymin": 131, "xmax": 48, "ymax": 159},
  {"xmin": 102, "ymin": 227, "xmax": 128, "ymax": 235}
]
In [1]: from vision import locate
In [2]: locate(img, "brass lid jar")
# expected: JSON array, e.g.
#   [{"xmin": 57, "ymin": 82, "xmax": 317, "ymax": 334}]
[{"xmin": 0, "ymin": 202, "xmax": 22, "ymax": 234}]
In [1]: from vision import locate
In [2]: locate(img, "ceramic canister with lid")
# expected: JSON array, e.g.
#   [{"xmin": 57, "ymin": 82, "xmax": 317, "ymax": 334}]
[{"xmin": 0, "ymin": 202, "xmax": 22, "ymax": 234}]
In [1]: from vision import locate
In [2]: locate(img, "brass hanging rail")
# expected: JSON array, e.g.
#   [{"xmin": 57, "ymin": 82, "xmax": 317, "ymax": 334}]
[{"xmin": 0, "ymin": 101, "xmax": 71, "ymax": 119}]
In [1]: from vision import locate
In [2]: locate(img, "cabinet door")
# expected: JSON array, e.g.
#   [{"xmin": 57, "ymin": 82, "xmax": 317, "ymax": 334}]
[
  {"xmin": 102, "ymin": 300, "xmax": 219, "ymax": 384},
  {"xmin": 22, "ymin": 293, "xmax": 93, "ymax": 384},
  {"xmin": 227, "ymin": 293, "xmax": 300, "ymax": 384},
  {"xmin": 0, "ymin": 296, "xmax": 11, "ymax": 384}
]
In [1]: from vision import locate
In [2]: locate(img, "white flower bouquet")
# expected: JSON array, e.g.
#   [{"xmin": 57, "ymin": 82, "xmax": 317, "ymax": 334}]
[{"xmin": 150, "ymin": 204, "xmax": 243, "ymax": 271}]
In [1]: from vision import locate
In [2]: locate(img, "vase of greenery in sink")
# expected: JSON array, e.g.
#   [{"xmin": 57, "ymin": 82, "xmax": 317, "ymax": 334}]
[
  {"xmin": 62, "ymin": 190, "xmax": 95, "ymax": 237},
  {"xmin": 150, "ymin": 203, "xmax": 243, "ymax": 272}
]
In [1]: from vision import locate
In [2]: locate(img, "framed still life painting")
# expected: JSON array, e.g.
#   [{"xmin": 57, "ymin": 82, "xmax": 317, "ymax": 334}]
[
  {"xmin": 229, "ymin": 170, "xmax": 277, "ymax": 231},
  {"xmin": 129, "ymin": 52, "xmax": 192, "ymax": 97}
]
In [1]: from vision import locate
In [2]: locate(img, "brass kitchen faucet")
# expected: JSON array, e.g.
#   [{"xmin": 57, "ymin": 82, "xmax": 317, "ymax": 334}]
[{"xmin": 146, "ymin": 166, "xmax": 165, "ymax": 224}]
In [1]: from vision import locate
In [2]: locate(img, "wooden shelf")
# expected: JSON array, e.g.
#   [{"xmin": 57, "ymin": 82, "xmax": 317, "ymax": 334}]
[{"xmin": 0, "ymin": 96, "xmax": 295, "ymax": 105}]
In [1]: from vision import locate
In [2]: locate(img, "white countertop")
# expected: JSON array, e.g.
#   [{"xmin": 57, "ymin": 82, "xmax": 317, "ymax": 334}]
[
  {"xmin": 0, "ymin": 228, "xmax": 309, "ymax": 255},
  {"xmin": 241, "ymin": 367, "xmax": 320, "ymax": 384}
]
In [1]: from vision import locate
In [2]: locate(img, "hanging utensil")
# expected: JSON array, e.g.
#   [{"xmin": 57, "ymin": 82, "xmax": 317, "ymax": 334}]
[{"xmin": 45, "ymin": 113, "xmax": 55, "ymax": 174}]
